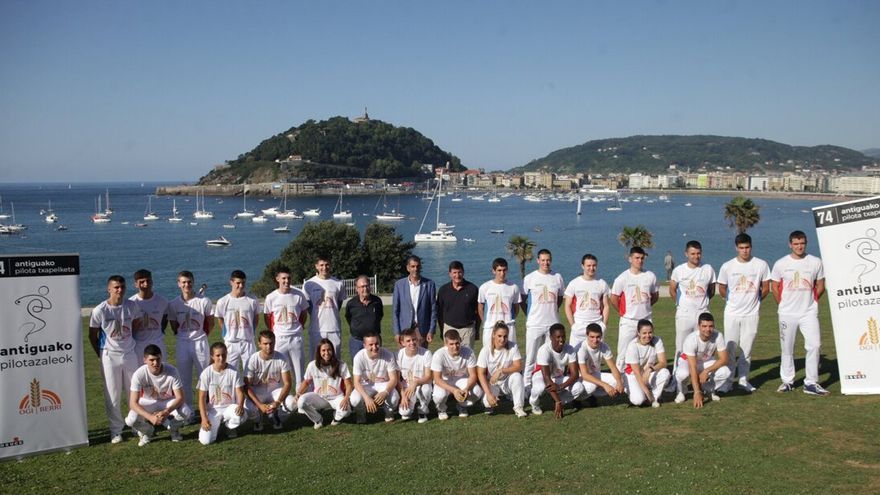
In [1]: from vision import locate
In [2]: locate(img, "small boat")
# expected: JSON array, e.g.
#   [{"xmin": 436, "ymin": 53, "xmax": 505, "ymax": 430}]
[
  {"xmin": 223, "ymin": 224, "xmax": 236, "ymax": 229},
  {"xmin": 684, "ymin": 202, "xmax": 693, "ymax": 207},
  {"xmin": 193, "ymin": 188, "xmax": 214, "ymax": 219},
  {"xmin": 463, "ymin": 238, "xmax": 476, "ymax": 243},
  {"xmin": 262, "ymin": 206, "xmax": 280, "ymax": 216},
  {"xmin": 135, "ymin": 223, "xmax": 148, "ymax": 228},
  {"xmin": 533, "ymin": 226, "xmax": 543, "ymax": 232},
  {"xmin": 143, "ymin": 195, "xmax": 159, "ymax": 221},
  {"xmin": 122, "ymin": 221, "xmax": 131, "ymax": 225},
  {"xmin": 274, "ymin": 190, "xmax": 301, "ymax": 218},
  {"xmin": 0, "ymin": 195, "xmax": 10, "ymax": 220},
  {"xmin": 303, "ymin": 208, "xmax": 321, "ymax": 217},
  {"xmin": 252, "ymin": 215, "xmax": 268, "ymax": 223},
  {"xmin": 206, "ymin": 236, "xmax": 231, "ymax": 247},
  {"xmin": 189, "ymin": 222, "xmax": 198, "ymax": 226},
  {"xmin": 44, "ymin": 200, "xmax": 58, "ymax": 223},
  {"xmin": 415, "ymin": 172, "xmax": 456, "ymax": 243},
  {"xmin": 56, "ymin": 225, "xmax": 68, "ymax": 231},
  {"xmin": 235, "ymin": 187, "xmax": 255, "ymax": 218},
  {"xmin": 273, "ymin": 225, "xmax": 291, "ymax": 233},
  {"xmin": 345, "ymin": 222, "xmax": 355, "ymax": 227},
  {"xmin": 658, "ymin": 195, "xmax": 668, "ymax": 201},
  {"xmin": 375, "ymin": 191, "xmax": 405, "ymax": 220},
  {"xmin": 332, "ymin": 190, "xmax": 352, "ymax": 219},
  {"xmin": 92, "ymin": 194, "xmax": 111, "ymax": 223},
  {"xmin": 168, "ymin": 199, "xmax": 183, "ymax": 223},
  {"xmin": 490, "ymin": 229, "xmax": 504, "ymax": 234}
]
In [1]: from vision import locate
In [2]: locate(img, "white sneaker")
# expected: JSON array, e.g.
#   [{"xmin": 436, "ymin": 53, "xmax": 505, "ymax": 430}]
[
  {"xmin": 417, "ymin": 414, "xmax": 428, "ymax": 424},
  {"xmin": 330, "ymin": 419, "xmax": 341, "ymax": 426},
  {"xmin": 400, "ymin": 414, "xmax": 411, "ymax": 421},
  {"xmin": 513, "ymin": 406, "xmax": 527, "ymax": 418},
  {"xmin": 170, "ymin": 429, "xmax": 183, "ymax": 442},
  {"xmin": 313, "ymin": 421, "xmax": 323, "ymax": 430},
  {"xmin": 738, "ymin": 378, "xmax": 756, "ymax": 393},
  {"xmin": 110, "ymin": 434, "xmax": 123, "ymax": 444},
  {"xmin": 438, "ymin": 411, "xmax": 449, "ymax": 421},
  {"xmin": 530, "ymin": 403, "xmax": 543, "ymax": 415},
  {"xmin": 674, "ymin": 392, "xmax": 686, "ymax": 404},
  {"xmin": 651, "ymin": 401, "xmax": 661, "ymax": 408},
  {"xmin": 137, "ymin": 434, "xmax": 150, "ymax": 447},
  {"xmin": 457, "ymin": 406, "xmax": 469, "ymax": 418},
  {"xmin": 384, "ymin": 412, "xmax": 395, "ymax": 423},
  {"xmin": 484, "ymin": 407, "xmax": 495, "ymax": 416}
]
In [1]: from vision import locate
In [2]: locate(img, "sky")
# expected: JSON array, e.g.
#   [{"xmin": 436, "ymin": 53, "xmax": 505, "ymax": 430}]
[{"xmin": 1, "ymin": 0, "xmax": 878, "ymax": 182}]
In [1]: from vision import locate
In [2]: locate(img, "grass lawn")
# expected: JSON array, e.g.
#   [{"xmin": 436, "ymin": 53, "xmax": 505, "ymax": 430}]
[{"xmin": 2, "ymin": 297, "xmax": 879, "ymax": 494}]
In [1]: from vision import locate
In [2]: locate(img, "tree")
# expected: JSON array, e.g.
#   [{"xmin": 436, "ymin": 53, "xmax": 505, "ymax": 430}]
[
  {"xmin": 724, "ymin": 196, "xmax": 761, "ymax": 234},
  {"xmin": 362, "ymin": 222, "xmax": 416, "ymax": 292},
  {"xmin": 618, "ymin": 225, "xmax": 655, "ymax": 252},
  {"xmin": 506, "ymin": 235, "xmax": 536, "ymax": 282}
]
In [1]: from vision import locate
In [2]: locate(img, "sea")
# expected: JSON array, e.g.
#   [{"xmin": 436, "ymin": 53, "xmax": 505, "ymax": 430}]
[{"xmin": 0, "ymin": 182, "xmax": 828, "ymax": 305}]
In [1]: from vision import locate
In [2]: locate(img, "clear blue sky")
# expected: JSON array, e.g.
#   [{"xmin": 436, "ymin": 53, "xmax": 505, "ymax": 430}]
[{"xmin": 1, "ymin": 0, "xmax": 877, "ymax": 182}]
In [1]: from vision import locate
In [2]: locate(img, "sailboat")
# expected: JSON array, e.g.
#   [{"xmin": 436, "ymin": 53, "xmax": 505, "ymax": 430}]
[
  {"xmin": 3, "ymin": 202, "xmax": 26, "ymax": 233},
  {"xmin": 487, "ymin": 186, "xmax": 501, "ymax": 203},
  {"xmin": 332, "ymin": 189, "xmax": 352, "ymax": 219},
  {"xmin": 415, "ymin": 176, "xmax": 456, "ymax": 243},
  {"xmin": 576, "ymin": 195, "xmax": 582, "ymax": 215},
  {"xmin": 606, "ymin": 194, "xmax": 623, "ymax": 212},
  {"xmin": 92, "ymin": 195, "xmax": 111, "ymax": 223},
  {"xmin": 235, "ymin": 187, "xmax": 255, "ymax": 218},
  {"xmin": 104, "ymin": 188, "xmax": 113, "ymax": 216},
  {"xmin": 168, "ymin": 199, "xmax": 183, "ymax": 223},
  {"xmin": 143, "ymin": 195, "xmax": 160, "ymax": 221},
  {"xmin": 44, "ymin": 200, "xmax": 59, "ymax": 223},
  {"xmin": 275, "ymin": 189, "xmax": 302, "ymax": 219},
  {"xmin": 302, "ymin": 208, "xmax": 321, "ymax": 217},
  {"xmin": 0, "ymin": 195, "xmax": 10, "ymax": 220},
  {"xmin": 193, "ymin": 188, "xmax": 214, "ymax": 219},
  {"xmin": 375, "ymin": 190, "xmax": 405, "ymax": 220}
]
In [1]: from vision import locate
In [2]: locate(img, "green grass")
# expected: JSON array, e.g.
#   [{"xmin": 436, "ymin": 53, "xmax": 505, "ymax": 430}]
[{"xmin": 3, "ymin": 298, "xmax": 880, "ymax": 494}]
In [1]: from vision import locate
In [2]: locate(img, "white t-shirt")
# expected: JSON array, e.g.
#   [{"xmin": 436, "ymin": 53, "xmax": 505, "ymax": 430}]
[
  {"xmin": 197, "ymin": 365, "xmax": 243, "ymax": 408},
  {"xmin": 397, "ymin": 348, "xmax": 433, "ymax": 387},
  {"xmin": 431, "ymin": 347, "xmax": 477, "ymax": 381},
  {"xmin": 476, "ymin": 342, "xmax": 522, "ymax": 376},
  {"xmin": 245, "ymin": 351, "xmax": 291, "ymax": 397},
  {"xmin": 681, "ymin": 331, "xmax": 726, "ymax": 363},
  {"xmin": 167, "ymin": 295, "xmax": 212, "ymax": 342},
  {"xmin": 214, "ymin": 294, "xmax": 261, "ymax": 343},
  {"xmin": 129, "ymin": 293, "xmax": 169, "ymax": 344},
  {"xmin": 671, "ymin": 264, "xmax": 716, "ymax": 313},
  {"xmin": 263, "ymin": 288, "xmax": 310, "ymax": 337},
  {"xmin": 564, "ymin": 277, "xmax": 610, "ymax": 326},
  {"xmin": 522, "ymin": 270, "xmax": 565, "ymax": 327},
  {"xmin": 577, "ymin": 341, "xmax": 613, "ymax": 376},
  {"xmin": 478, "ymin": 280, "xmax": 522, "ymax": 329},
  {"xmin": 717, "ymin": 257, "xmax": 770, "ymax": 316},
  {"xmin": 90, "ymin": 299, "xmax": 141, "ymax": 353},
  {"xmin": 771, "ymin": 254, "xmax": 824, "ymax": 315},
  {"xmin": 623, "ymin": 336, "xmax": 665, "ymax": 373},
  {"xmin": 304, "ymin": 276, "xmax": 344, "ymax": 334},
  {"xmin": 304, "ymin": 361, "xmax": 351, "ymax": 400},
  {"xmin": 536, "ymin": 342, "xmax": 577, "ymax": 378},
  {"xmin": 611, "ymin": 270, "xmax": 658, "ymax": 320},
  {"xmin": 352, "ymin": 348, "xmax": 399, "ymax": 384},
  {"xmin": 130, "ymin": 363, "xmax": 183, "ymax": 401}
]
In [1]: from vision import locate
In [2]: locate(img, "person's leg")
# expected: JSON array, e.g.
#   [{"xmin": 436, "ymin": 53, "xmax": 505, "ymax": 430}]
[
  {"xmin": 800, "ymin": 314, "xmax": 822, "ymax": 387},
  {"xmin": 100, "ymin": 350, "xmax": 126, "ymax": 438},
  {"xmin": 297, "ymin": 392, "xmax": 328, "ymax": 426},
  {"xmin": 523, "ymin": 325, "xmax": 546, "ymax": 388},
  {"xmin": 778, "ymin": 315, "xmax": 799, "ymax": 386}
]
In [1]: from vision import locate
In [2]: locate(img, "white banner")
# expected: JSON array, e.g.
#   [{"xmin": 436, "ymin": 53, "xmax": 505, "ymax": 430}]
[
  {"xmin": 813, "ymin": 197, "xmax": 880, "ymax": 394},
  {"xmin": 0, "ymin": 254, "xmax": 88, "ymax": 459}
]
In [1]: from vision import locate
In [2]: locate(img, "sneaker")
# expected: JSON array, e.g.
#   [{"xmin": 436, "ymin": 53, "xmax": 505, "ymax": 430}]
[
  {"xmin": 804, "ymin": 383, "xmax": 831, "ymax": 396},
  {"xmin": 171, "ymin": 431, "xmax": 183, "ymax": 442},
  {"xmin": 674, "ymin": 392, "xmax": 686, "ymax": 404},
  {"xmin": 110, "ymin": 434, "xmax": 123, "ymax": 444},
  {"xmin": 513, "ymin": 406, "xmax": 527, "ymax": 418},
  {"xmin": 777, "ymin": 382, "xmax": 794, "ymax": 393},
  {"xmin": 530, "ymin": 403, "xmax": 543, "ymax": 416},
  {"xmin": 385, "ymin": 412, "xmax": 395, "ymax": 423},
  {"xmin": 484, "ymin": 407, "xmax": 495, "ymax": 416},
  {"xmin": 253, "ymin": 421, "xmax": 264, "ymax": 432},
  {"xmin": 273, "ymin": 417, "xmax": 283, "ymax": 430},
  {"xmin": 651, "ymin": 401, "xmax": 661, "ymax": 408},
  {"xmin": 313, "ymin": 421, "xmax": 323, "ymax": 430},
  {"xmin": 710, "ymin": 393, "xmax": 721, "ymax": 402},
  {"xmin": 137, "ymin": 434, "xmax": 150, "ymax": 447},
  {"xmin": 437, "ymin": 411, "xmax": 449, "ymax": 421},
  {"xmin": 457, "ymin": 406, "xmax": 469, "ymax": 418},
  {"xmin": 417, "ymin": 414, "xmax": 429, "ymax": 424},
  {"xmin": 330, "ymin": 420, "xmax": 341, "ymax": 426},
  {"xmin": 226, "ymin": 428, "xmax": 237, "ymax": 439},
  {"xmin": 400, "ymin": 414, "xmax": 411, "ymax": 421},
  {"xmin": 738, "ymin": 378, "xmax": 756, "ymax": 393}
]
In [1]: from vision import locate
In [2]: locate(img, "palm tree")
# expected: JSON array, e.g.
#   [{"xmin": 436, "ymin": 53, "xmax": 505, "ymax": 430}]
[
  {"xmin": 618, "ymin": 225, "xmax": 654, "ymax": 252},
  {"xmin": 506, "ymin": 235, "xmax": 536, "ymax": 281},
  {"xmin": 724, "ymin": 196, "xmax": 761, "ymax": 234}
]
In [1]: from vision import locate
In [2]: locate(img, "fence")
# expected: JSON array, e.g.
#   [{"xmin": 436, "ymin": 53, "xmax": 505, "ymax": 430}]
[{"xmin": 297, "ymin": 275, "xmax": 377, "ymax": 299}]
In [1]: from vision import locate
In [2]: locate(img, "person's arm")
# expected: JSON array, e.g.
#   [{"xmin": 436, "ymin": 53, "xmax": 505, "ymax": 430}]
[
  {"xmin": 601, "ymin": 294, "xmax": 610, "ymax": 326},
  {"xmin": 815, "ymin": 278, "xmax": 826, "ymax": 300},
  {"xmin": 295, "ymin": 375, "xmax": 312, "ymax": 397},
  {"xmin": 436, "ymin": 289, "xmax": 445, "ymax": 331},
  {"xmin": 609, "ymin": 294, "xmax": 620, "ymax": 312},
  {"xmin": 128, "ymin": 389, "xmax": 158, "ymax": 424},
  {"xmin": 234, "ymin": 385, "xmax": 246, "ymax": 416},
  {"xmin": 198, "ymin": 389, "xmax": 211, "ymax": 431},
  {"xmin": 606, "ymin": 357, "xmax": 625, "ymax": 394},
  {"xmin": 340, "ymin": 377, "xmax": 353, "ymax": 410},
  {"xmin": 344, "ymin": 300, "xmax": 353, "ymax": 327},
  {"xmin": 464, "ymin": 366, "xmax": 478, "ymax": 394},
  {"xmin": 477, "ymin": 366, "xmax": 496, "ymax": 406},
  {"xmin": 702, "ymin": 350, "xmax": 729, "ymax": 381},
  {"xmin": 428, "ymin": 284, "xmax": 438, "ymax": 339},
  {"xmin": 263, "ymin": 312, "xmax": 272, "ymax": 331},
  {"xmin": 668, "ymin": 279, "xmax": 678, "ymax": 299},
  {"xmin": 377, "ymin": 367, "xmax": 398, "ymax": 405},
  {"xmin": 88, "ymin": 327, "xmax": 101, "ymax": 358},
  {"xmin": 650, "ymin": 291, "xmax": 659, "ymax": 306},
  {"xmin": 687, "ymin": 355, "xmax": 703, "ymax": 409},
  {"xmin": 503, "ymin": 358, "xmax": 523, "ymax": 375},
  {"xmin": 717, "ymin": 283, "xmax": 728, "ymax": 299},
  {"xmin": 392, "ymin": 285, "xmax": 403, "ymax": 346},
  {"xmin": 244, "ymin": 376, "xmax": 269, "ymax": 414},
  {"xmin": 169, "ymin": 319, "xmax": 180, "ymax": 335},
  {"xmin": 560, "ymin": 361, "xmax": 579, "ymax": 390},
  {"xmin": 433, "ymin": 369, "xmax": 458, "ymax": 394},
  {"xmin": 770, "ymin": 280, "xmax": 781, "ymax": 304},
  {"xmin": 580, "ymin": 361, "xmax": 616, "ymax": 396},
  {"xmin": 541, "ymin": 365, "xmax": 564, "ymax": 419},
  {"xmin": 630, "ymin": 362, "xmax": 653, "ymax": 403},
  {"xmin": 160, "ymin": 314, "xmax": 168, "ymax": 333},
  {"xmin": 275, "ymin": 370, "xmax": 293, "ymax": 411},
  {"xmin": 563, "ymin": 295, "xmax": 575, "ymax": 327},
  {"xmin": 477, "ymin": 301, "xmax": 487, "ymax": 326},
  {"xmin": 352, "ymin": 374, "xmax": 377, "ymax": 413},
  {"xmin": 762, "ymin": 280, "xmax": 772, "ymax": 301}
]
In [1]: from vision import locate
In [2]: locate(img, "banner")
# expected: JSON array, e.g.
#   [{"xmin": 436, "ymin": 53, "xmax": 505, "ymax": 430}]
[
  {"xmin": 813, "ymin": 197, "xmax": 880, "ymax": 395},
  {"xmin": 0, "ymin": 254, "xmax": 88, "ymax": 459}
]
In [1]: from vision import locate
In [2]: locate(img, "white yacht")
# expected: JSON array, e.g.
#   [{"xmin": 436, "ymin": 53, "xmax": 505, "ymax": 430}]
[
  {"xmin": 92, "ymin": 195, "xmax": 111, "ymax": 223},
  {"xmin": 332, "ymin": 190, "xmax": 352, "ymax": 219},
  {"xmin": 415, "ymin": 174, "xmax": 456, "ymax": 243},
  {"xmin": 235, "ymin": 187, "xmax": 255, "ymax": 218},
  {"xmin": 206, "ymin": 236, "xmax": 231, "ymax": 247},
  {"xmin": 193, "ymin": 189, "xmax": 214, "ymax": 219},
  {"xmin": 375, "ymin": 191, "xmax": 405, "ymax": 220},
  {"xmin": 168, "ymin": 199, "xmax": 183, "ymax": 223},
  {"xmin": 303, "ymin": 208, "xmax": 321, "ymax": 217},
  {"xmin": 143, "ymin": 195, "xmax": 159, "ymax": 221}
]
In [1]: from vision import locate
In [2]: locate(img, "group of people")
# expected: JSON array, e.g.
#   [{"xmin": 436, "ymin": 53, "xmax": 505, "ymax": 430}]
[{"xmin": 89, "ymin": 229, "xmax": 827, "ymax": 446}]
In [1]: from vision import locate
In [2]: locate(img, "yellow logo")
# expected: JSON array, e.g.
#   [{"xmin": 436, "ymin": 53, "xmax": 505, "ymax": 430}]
[
  {"xmin": 858, "ymin": 317, "xmax": 880, "ymax": 351},
  {"xmin": 18, "ymin": 379, "xmax": 63, "ymax": 414}
]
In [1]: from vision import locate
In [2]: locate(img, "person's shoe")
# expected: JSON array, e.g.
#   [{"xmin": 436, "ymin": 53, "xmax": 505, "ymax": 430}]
[
  {"xmin": 674, "ymin": 392, "xmax": 686, "ymax": 404},
  {"xmin": 804, "ymin": 383, "xmax": 831, "ymax": 396},
  {"xmin": 457, "ymin": 406, "xmax": 469, "ymax": 418},
  {"xmin": 437, "ymin": 411, "xmax": 449, "ymax": 421},
  {"xmin": 400, "ymin": 414, "xmax": 411, "ymax": 421},
  {"xmin": 777, "ymin": 382, "xmax": 794, "ymax": 393},
  {"xmin": 513, "ymin": 406, "xmax": 528, "ymax": 418},
  {"xmin": 330, "ymin": 419, "xmax": 341, "ymax": 426},
  {"xmin": 738, "ymin": 378, "xmax": 756, "ymax": 393},
  {"xmin": 171, "ymin": 430, "xmax": 183, "ymax": 442},
  {"xmin": 384, "ymin": 411, "xmax": 395, "ymax": 423},
  {"xmin": 530, "ymin": 403, "xmax": 543, "ymax": 415},
  {"xmin": 484, "ymin": 407, "xmax": 495, "ymax": 416},
  {"xmin": 253, "ymin": 421, "xmax": 264, "ymax": 432},
  {"xmin": 272, "ymin": 417, "xmax": 283, "ymax": 430},
  {"xmin": 710, "ymin": 393, "xmax": 721, "ymax": 402},
  {"xmin": 651, "ymin": 401, "xmax": 661, "ymax": 408},
  {"xmin": 417, "ymin": 414, "xmax": 429, "ymax": 424},
  {"xmin": 137, "ymin": 433, "xmax": 150, "ymax": 447},
  {"xmin": 226, "ymin": 428, "xmax": 237, "ymax": 439},
  {"xmin": 110, "ymin": 434, "xmax": 123, "ymax": 444},
  {"xmin": 313, "ymin": 421, "xmax": 323, "ymax": 430}
]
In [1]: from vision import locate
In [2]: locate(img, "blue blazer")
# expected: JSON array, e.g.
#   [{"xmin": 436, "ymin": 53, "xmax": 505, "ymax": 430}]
[{"xmin": 392, "ymin": 276, "xmax": 437, "ymax": 337}]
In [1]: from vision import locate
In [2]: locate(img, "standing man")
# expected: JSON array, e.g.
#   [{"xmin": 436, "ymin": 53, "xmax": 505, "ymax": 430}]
[
  {"xmin": 89, "ymin": 275, "xmax": 142, "ymax": 444},
  {"xmin": 610, "ymin": 247, "xmax": 660, "ymax": 364},
  {"xmin": 673, "ymin": 313, "xmax": 730, "ymax": 408},
  {"xmin": 214, "ymin": 270, "xmax": 261, "ymax": 373},
  {"xmin": 263, "ymin": 266, "xmax": 310, "ymax": 389},
  {"xmin": 477, "ymin": 258, "xmax": 524, "ymax": 345},
  {"xmin": 564, "ymin": 254, "xmax": 611, "ymax": 349},
  {"xmin": 771, "ymin": 231, "xmax": 828, "ymax": 396},
  {"xmin": 129, "ymin": 269, "xmax": 169, "ymax": 360},
  {"xmin": 126, "ymin": 344, "xmax": 191, "ymax": 446},
  {"xmin": 717, "ymin": 233, "xmax": 770, "ymax": 393},
  {"xmin": 664, "ymin": 251, "xmax": 675, "ymax": 281},
  {"xmin": 392, "ymin": 255, "xmax": 437, "ymax": 348},
  {"xmin": 344, "ymin": 275, "xmax": 384, "ymax": 359},
  {"xmin": 304, "ymin": 255, "xmax": 345, "ymax": 360},
  {"xmin": 669, "ymin": 241, "xmax": 716, "ymax": 385},
  {"xmin": 244, "ymin": 331, "xmax": 295, "ymax": 431},
  {"xmin": 167, "ymin": 270, "xmax": 212, "ymax": 414},
  {"xmin": 437, "ymin": 261, "xmax": 480, "ymax": 348},
  {"xmin": 522, "ymin": 249, "xmax": 565, "ymax": 390}
]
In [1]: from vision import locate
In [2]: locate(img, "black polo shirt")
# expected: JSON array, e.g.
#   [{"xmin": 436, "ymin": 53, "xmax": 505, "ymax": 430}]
[
  {"xmin": 436, "ymin": 280, "xmax": 479, "ymax": 328},
  {"xmin": 345, "ymin": 294, "xmax": 384, "ymax": 340}
]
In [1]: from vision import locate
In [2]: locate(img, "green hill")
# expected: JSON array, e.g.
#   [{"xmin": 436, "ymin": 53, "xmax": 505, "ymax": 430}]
[
  {"xmin": 199, "ymin": 116, "xmax": 464, "ymax": 184},
  {"xmin": 514, "ymin": 135, "xmax": 874, "ymax": 174}
]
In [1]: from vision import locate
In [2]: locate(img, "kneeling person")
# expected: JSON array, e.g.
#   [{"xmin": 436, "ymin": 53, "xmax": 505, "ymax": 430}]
[
  {"xmin": 197, "ymin": 342, "xmax": 246, "ymax": 445},
  {"xmin": 674, "ymin": 312, "xmax": 730, "ymax": 408},
  {"xmin": 397, "ymin": 328, "xmax": 434, "ymax": 423},
  {"xmin": 529, "ymin": 323, "xmax": 584, "ymax": 419},
  {"xmin": 477, "ymin": 322, "xmax": 527, "ymax": 417},
  {"xmin": 126, "ymin": 344, "xmax": 192, "ymax": 446},
  {"xmin": 577, "ymin": 323, "xmax": 624, "ymax": 403},
  {"xmin": 351, "ymin": 333, "xmax": 400, "ymax": 423},
  {"xmin": 432, "ymin": 329, "xmax": 484, "ymax": 419},
  {"xmin": 296, "ymin": 339, "xmax": 354, "ymax": 429},
  {"xmin": 245, "ymin": 331, "xmax": 295, "ymax": 431},
  {"xmin": 623, "ymin": 320, "xmax": 670, "ymax": 408}
]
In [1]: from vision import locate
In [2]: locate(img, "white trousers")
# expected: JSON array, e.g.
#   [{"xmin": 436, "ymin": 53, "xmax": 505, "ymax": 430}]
[
  {"xmin": 398, "ymin": 382, "xmax": 433, "ymax": 416},
  {"xmin": 615, "ymin": 318, "xmax": 641, "ymax": 368},
  {"xmin": 100, "ymin": 349, "xmax": 139, "ymax": 437},
  {"xmin": 198, "ymin": 405, "xmax": 243, "ymax": 445},
  {"xmin": 724, "ymin": 313, "xmax": 760, "ymax": 380},
  {"xmin": 523, "ymin": 324, "xmax": 550, "ymax": 386},
  {"xmin": 672, "ymin": 311, "xmax": 699, "ymax": 374},
  {"xmin": 625, "ymin": 368, "xmax": 670, "ymax": 406},
  {"xmin": 175, "ymin": 337, "xmax": 209, "ymax": 409},
  {"xmin": 432, "ymin": 377, "xmax": 484, "ymax": 412},
  {"xmin": 309, "ymin": 329, "xmax": 343, "ymax": 363},
  {"xmin": 529, "ymin": 372, "xmax": 585, "ymax": 406},
  {"xmin": 275, "ymin": 333, "xmax": 305, "ymax": 390},
  {"xmin": 244, "ymin": 387, "xmax": 296, "ymax": 421},
  {"xmin": 779, "ymin": 313, "xmax": 821, "ymax": 386},
  {"xmin": 674, "ymin": 358, "xmax": 732, "ymax": 394},
  {"xmin": 581, "ymin": 372, "xmax": 618, "ymax": 397},
  {"xmin": 350, "ymin": 382, "xmax": 400, "ymax": 414},
  {"xmin": 482, "ymin": 321, "xmax": 517, "ymax": 350},
  {"xmin": 125, "ymin": 399, "xmax": 194, "ymax": 436},
  {"xmin": 297, "ymin": 393, "xmax": 351, "ymax": 425},
  {"xmin": 482, "ymin": 372, "xmax": 525, "ymax": 408},
  {"xmin": 225, "ymin": 340, "xmax": 256, "ymax": 373}
]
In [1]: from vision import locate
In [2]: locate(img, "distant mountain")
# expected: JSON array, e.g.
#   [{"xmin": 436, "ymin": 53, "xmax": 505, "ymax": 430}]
[
  {"xmin": 199, "ymin": 116, "xmax": 464, "ymax": 184},
  {"xmin": 862, "ymin": 148, "xmax": 880, "ymax": 159},
  {"xmin": 514, "ymin": 135, "xmax": 875, "ymax": 174}
]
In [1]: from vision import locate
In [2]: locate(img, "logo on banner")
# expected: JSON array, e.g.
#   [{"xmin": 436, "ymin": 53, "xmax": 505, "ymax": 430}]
[
  {"xmin": 0, "ymin": 437, "xmax": 24, "ymax": 449},
  {"xmin": 844, "ymin": 371, "xmax": 868, "ymax": 380},
  {"xmin": 18, "ymin": 379, "xmax": 63, "ymax": 414},
  {"xmin": 846, "ymin": 229, "xmax": 880, "ymax": 283},
  {"xmin": 858, "ymin": 318, "xmax": 880, "ymax": 352},
  {"xmin": 14, "ymin": 286, "xmax": 53, "ymax": 343}
]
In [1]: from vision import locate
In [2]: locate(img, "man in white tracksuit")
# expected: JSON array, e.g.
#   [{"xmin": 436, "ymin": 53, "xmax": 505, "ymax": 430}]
[
  {"xmin": 477, "ymin": 322, "xmax": 527, "ymax": 418},
  {"xmin": 167, "ymin": 270, "xmax": 212, "ymax": 414},
  {"xmin": 351, "ymin": 333, "xmax": 400, "ymax": 423},
  {"xmin": 611, "ymin": 247, "xmax": 659, "ymax": 368},
  {"xmin": 126, "ymin": 344, "xmax": 192, "ymax": 446},
  {"xmin": 673, "ymin": 312, "xmax": 730, "ymax": 407},
  {"xmin": 396, "ymin": 328, "xmax": 434, "ymax": 423},
  {"xmin": 522, "ymin": 249, "xmax": 565, "ymax": 390}
]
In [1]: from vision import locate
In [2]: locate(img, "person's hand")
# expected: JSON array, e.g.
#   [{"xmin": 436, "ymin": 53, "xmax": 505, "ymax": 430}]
[
  {"xmin": 602, "ymin": 382, "xmax": 617, "ymax": 398},
  {"xmin": 615, "ymin": 381, "xmax": 625, "ymax": 395},
  {"xmin": 234, "ymin": 404, "xmax": 244, "ymax": 417},
  {"xmin": 396, "ymin": 335, "xmax": 404, "ymax": 348},
  {"xmin": 374, "ymin": 391, "xmax": 388, "ymax": 406},
  {"xmin": 400, "ymin": 393, "xmax": 410, "ymax": 411},
  {"xmin": 365, "ymin": 396, "xmax": 378, "ymax": 413},
  {"xmin": 453, "ymin": 389, "xmax": 468, "ymax": 402},
  {"xmin": 201, "ymin": 419, "xmax": 211, "ymax": 431},
  {"xmin": 699, "ymin": 369, "xmax": 711, "ymax": 386},
  {"xmin": 693, "ymin": 391, "xmax": 704, "ymax": 409},
  {"xmin": 554, "ymin": 400, "xmax": 564, "ymax": 420},
  {"xmin": 404, "ymin": 386, "xmax": 417, "ymax": 399},
  {"xmin": 426, "ymin": 333, "xmax": 433, "ymax": 344},
  {"xmin": 486, "ymin": 393, "xmax": 498, "ymax": 408},
  {"xmin": 490, "ymin": 369, "xmax": 503, "ymax": 385},
  {"xmin": 339, "ymin": 397, "xmax": 350, "ymax": 411}
]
